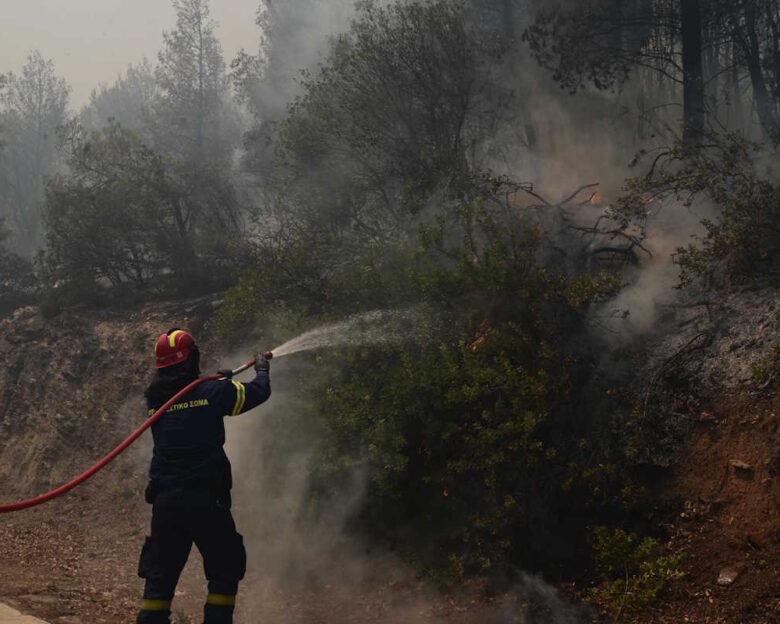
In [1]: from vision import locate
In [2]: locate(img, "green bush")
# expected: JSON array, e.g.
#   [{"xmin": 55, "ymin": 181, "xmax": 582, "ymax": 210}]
[
  {"xmin": 587, "ymin": 526, "xmax": 685, "ymax": 618},
  {"xmin": 751, "ymin": 345, "xmax": 780, "ymax": 387}
]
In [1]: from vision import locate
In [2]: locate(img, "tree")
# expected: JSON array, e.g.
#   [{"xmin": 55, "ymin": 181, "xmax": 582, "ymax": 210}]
[
  {"xmin": 523, "ymin": 0, "xmax": 706, "ymax": 142},
  {"xmin": 42, "ymin": 121, "xmax": 243, "ymax": 301},
  {"xmin": 149, "ymin": 0, "xmax": 238, "ymax": 167},
  {"xmin": 42, "ymin": 122, "xmax": 180, "ymax": 297},
  {"xmin": 80, "ymin": 60, "xmax": 157, "ymax": 134},
  {"xmin": 710, "ymin": 0, "xmax": 780, "ymax": 140},
  {"xmin": 616, "ymin": 132, "xmax": 780, "ymax": 283},
  {"xmin": 524, "ymin": 0, "xmax": 780, "ymax": 143},
  {"xmin": 254, "ymin": 0, "xmax": 506, "ymax": 247},
  {"xmin": 681, "ymin": 0, "xmax": 705, "ymax": 145},
  {"xmin": 0, "ymin": 51, "xmax": 69, "ymax": 252},
  {"xmin": 144, "ymin": 0, "xmax": 244, "ymax": 256}
]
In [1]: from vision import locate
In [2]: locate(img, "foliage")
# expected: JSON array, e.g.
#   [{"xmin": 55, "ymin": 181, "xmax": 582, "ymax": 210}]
[
  {"xmin": 246, "ymin": 0, "xmax": 508, "ymax": 243},
  {"xmin": 587, "ymin": 526, "xmax": 685, "ymax": 618},
  {"xmin": 708, "ymin": 0, "xmax": 780, "ymax": 140},
  {"xmin": 28, "ymin": 1, "xmax": 248, "ymax": 308},
  {"xmin": 524, "ymin": 0, "xmax": 780, "ymax": 141},
  {"xmin": 80, "ymin": 59, "xmax": 157, "ymax": 134},
  {"xmin": 523, "ymin": 0, "xmax": 678, "ymax": 94},
  {"xmin": 284, "ymin": 0, "xmax": 484, "ymax": 179},
  {"xmin": 221, "ymin": 180, "xmax": 627, "ymax": 577},
  {"xmin": 41, "ymin": 121, "xmax": 242, "ymax": 303},
  {"xmin": 750, "ymin": 344, "xmax": 780, "ymax": 387},
  {"xmin": 0, "ymin": 217, "xmax": 34, "ymax": 294},
  {"xmin": 615, "ymin": 132, "xmax": 780, "ymax": 284},
  {"xmin": 230, "ymin": 0, "xmax": 355, "ymax": 119}
]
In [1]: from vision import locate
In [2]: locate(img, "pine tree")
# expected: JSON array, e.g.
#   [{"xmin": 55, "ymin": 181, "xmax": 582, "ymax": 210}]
[{"xmin": 150, "ymin": 0, "xmax": 236, "ymax": 167}]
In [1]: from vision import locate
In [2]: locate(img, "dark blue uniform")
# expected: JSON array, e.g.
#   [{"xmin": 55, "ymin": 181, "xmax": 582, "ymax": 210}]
[{"xmin": 137, "ymin": 371, "xmax": 270, "ymax": 624}]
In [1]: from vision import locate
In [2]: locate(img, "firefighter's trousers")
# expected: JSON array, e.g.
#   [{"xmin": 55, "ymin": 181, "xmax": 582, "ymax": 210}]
[{"xmin": 136, "ymin": 488, "xmax": 246, "ymax": 624}]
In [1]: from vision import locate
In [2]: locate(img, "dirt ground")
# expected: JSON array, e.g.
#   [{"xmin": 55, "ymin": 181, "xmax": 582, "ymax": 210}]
[
  {"xmin": 0, "ymin": 473, "xmax": 531, "ymax": 624},
  {"xmin": 644, "ymin": 388, "xmax": 780, "ymax": 624}
]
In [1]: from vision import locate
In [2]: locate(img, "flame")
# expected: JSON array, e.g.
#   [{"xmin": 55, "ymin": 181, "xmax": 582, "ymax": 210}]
[
  {"xmin": 589, "ymin": 189, "xmax": 603, "ymax": 205},
  {"xmin": 471, "ymin": 317, "xmax": 490, "ymax": 351}
]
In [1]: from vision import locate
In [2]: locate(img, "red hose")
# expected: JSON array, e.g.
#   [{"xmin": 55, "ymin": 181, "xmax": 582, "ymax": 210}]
[{"xmin": 0, "ymin": 372, "xmax": 225, "ymax": 513}]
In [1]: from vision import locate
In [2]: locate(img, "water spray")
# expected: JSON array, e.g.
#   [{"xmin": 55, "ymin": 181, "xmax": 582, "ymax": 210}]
[{"xmin": 268, "ymin": 307, "xmax": 429, "ymax": 358}]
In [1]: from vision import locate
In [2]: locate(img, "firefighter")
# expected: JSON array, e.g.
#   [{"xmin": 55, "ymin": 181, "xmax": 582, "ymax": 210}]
[{"xmin": 136, "ymin": 328, "xmax": 271, "ymax": 624}]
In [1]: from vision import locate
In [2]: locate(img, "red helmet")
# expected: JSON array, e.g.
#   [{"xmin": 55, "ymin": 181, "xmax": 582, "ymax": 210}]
[{"xmin": 154, "ymin": 328, "xmax": 197, "ymax": 369}]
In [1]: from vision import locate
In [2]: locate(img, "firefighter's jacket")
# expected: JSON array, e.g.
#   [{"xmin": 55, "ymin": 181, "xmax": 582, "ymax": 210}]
[{"xmin": 145, "ymin": 371, "xmax": 270, "ymax": 491}]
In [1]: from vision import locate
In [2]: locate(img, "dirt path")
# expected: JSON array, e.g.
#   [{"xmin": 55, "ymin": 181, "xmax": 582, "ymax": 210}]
[
  {"xmin": 0, "ymin": 603, "xmax": 50, "ymax": 624},
  {"xmin": 0, "ymin": 474, "xmax": 521, "ymax": 624}
]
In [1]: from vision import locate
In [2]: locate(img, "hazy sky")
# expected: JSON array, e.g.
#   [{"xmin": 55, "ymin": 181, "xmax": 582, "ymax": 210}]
[{"xmin": 1, "ymin": 0, "xmax": 262, "ymax": 107}]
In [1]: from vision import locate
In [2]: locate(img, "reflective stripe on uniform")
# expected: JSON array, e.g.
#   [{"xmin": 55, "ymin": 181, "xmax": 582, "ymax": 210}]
[
  {"xmin": 206, "ymin": 593, "xmax": 236, "ymax": 607},
  {"xmin": 141, "ymin": 598, "xmax": 172, "ymax": 611},
  {"xmin": 230, "ymin": 380, "xmax": 245, "ymax": 416}
]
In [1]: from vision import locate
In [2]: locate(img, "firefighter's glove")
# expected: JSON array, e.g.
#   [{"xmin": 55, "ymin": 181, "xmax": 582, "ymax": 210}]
[{"xmin": 254, "ymin": 352, "xmax": 270, "ymax": 374}]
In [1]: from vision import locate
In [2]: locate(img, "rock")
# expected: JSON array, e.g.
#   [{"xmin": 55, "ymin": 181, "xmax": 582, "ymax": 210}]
[{"xmin": 717, "ymin": 566, "xmax": 740, "ymax": 586}]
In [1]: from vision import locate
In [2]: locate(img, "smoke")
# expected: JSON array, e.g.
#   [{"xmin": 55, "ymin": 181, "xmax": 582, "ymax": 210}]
[
  {"xmin": 481, "ymin": 61, "xmax": 638, "ymax": 199},
  {"xmin": 248, "ymin": 0, "xmax": 358, "ymax": 118},
  {"xmin": 221, "ymin": 320, "xmax": 587, "ymax": 623},
  {"xmin": 590, "ymin": 196, "xmax": 715, "ymax": 345},
  {"xmin": 496, "ymin": 573, "xmax": 588, "ymax": 624},
  {"xmin": 473, "ymin": 40, "xmax": 713, "ymax": 350}
]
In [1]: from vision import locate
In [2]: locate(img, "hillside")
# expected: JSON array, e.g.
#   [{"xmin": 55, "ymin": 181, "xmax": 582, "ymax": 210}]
[{"xmin": 0, "ymin": 287, "xmax": 776, "ymax": 623}]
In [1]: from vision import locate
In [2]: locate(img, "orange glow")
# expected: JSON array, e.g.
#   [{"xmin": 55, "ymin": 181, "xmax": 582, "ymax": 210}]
[
  {"xmin": 471, "ymin": 318, "xmax": 490, "ymax": 351},
  {"xmin": 590, "ymin": 189, "xmax": 603, "ymax": 205}
]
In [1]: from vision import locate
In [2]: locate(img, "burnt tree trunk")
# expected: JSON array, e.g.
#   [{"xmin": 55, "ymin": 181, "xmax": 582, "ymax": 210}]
[
  {"xmin": 743, "ymin": 0, "xmax": 778, "ymax": 140},
  {"xmin": 681, "ymin": 0, "xmax": 705, "ymax": 147}
]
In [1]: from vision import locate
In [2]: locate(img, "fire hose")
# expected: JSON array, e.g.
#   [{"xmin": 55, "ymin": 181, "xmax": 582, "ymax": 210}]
[{"xmin": 0, "ymin": 352, "xmax": 272, "ymax": 514}]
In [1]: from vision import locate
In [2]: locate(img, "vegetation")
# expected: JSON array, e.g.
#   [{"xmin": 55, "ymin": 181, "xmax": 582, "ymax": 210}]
[
  {"xmin": 41, "ymin": 121, "xmax": 243, "ymax": 303},
  {"xmin": 750, "ymin": 344, "xmax": 780, "ymax": 387},
  {"xmin": 0, "ymin": 216, "xmax": 33, "ymax": 295},
  {"xmin": 524, "ymin": 0, "xmax": 780, "ymax": 142},
  {"xmin": 2, "ymin": 0, "xmax": 779, "ymax": 610},
  {"xmin": 216, "ymin": 0, "xmax": 634, "ymax": 579},
  {"xmin": 587, "ymin": 526, "xmax": 686, "ymax": 618},
  {"xmin": 615, "ymin": 132, "xmax": 780, "ymax": 284}
]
